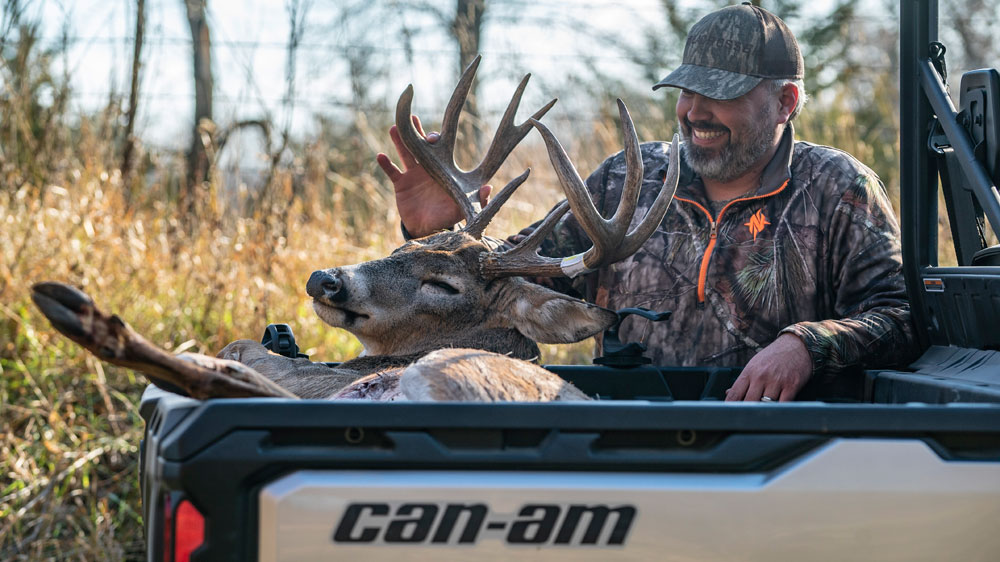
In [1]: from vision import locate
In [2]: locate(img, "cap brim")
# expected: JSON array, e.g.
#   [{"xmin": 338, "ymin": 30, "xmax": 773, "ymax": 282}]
[{"xmin": 653, "ymin": 64, "xmax": 762, "ymax": 100}]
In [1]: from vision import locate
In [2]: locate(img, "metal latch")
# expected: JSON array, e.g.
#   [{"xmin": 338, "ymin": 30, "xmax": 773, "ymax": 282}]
[
  {"xmin": 261, "ymin": 323, "xmax": 309, "ymax": 359},
  {"xmin": 593, "ymin": 307, "xmax": 671, "ymax": 368}
]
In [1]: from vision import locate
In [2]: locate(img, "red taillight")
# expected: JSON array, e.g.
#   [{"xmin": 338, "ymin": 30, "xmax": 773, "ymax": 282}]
[
  {"xmin": 164, "ymin": 497, "xmax": 205, "ymax": 562},
  {"xmin": 163, "ymin": 496, "xmax": 173, "ymax": 562}
]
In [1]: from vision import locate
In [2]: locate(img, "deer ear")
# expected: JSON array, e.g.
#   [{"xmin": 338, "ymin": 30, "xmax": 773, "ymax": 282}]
[{"xmin": 507, "ymin": 280, "xmax": 618, "ymax": 344}]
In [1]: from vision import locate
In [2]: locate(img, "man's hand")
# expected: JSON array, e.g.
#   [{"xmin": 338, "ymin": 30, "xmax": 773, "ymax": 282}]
[
  {"xmin": 725, "ymin": 333, "xmax": 812, "ymax": 402},
  {"xmin": 376, "ymin": 115, "xmax": 490, "ymax": 238}
]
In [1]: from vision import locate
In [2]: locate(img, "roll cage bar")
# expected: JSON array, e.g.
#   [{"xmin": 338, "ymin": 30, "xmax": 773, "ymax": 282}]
[{"xmin": 900, "ymin": 0, "xmax": 1000, "ymax": 350}]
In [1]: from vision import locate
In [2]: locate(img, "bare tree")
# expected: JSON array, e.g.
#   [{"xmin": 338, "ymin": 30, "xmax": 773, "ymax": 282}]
[
  {"xmin": 270, "ymin": 0, "xmax": 310, "ymax": 184},
  {"xmin": 450, "ymin": 0, "xmax": 486, "ymax": 145},
  {"xmin": 331, "ymin": 0, "xmax": 492, "ymax": 148},
  {"xmin": 942, "ymin": 0, "xmax": 1000, "ymax": 73},
  {"xmin": 184, "ymin": 0, "xmax": 212, "ymax": 217},
  {"xmin": 256, "ymin": 0, "xmax": 312, "ymax": 244},
  {"xmin": 121, "ymin": 0, "xmax": 145, "ymax": 193},
  {"xmin": 1, "ymin": 0, "xmax": 24, "ymax": 46}
]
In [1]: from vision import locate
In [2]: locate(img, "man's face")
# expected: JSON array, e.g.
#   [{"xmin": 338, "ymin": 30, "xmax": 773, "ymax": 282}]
[{"xmin": 676, "ymin": 83, "xmax": 780, "ymax": 184}]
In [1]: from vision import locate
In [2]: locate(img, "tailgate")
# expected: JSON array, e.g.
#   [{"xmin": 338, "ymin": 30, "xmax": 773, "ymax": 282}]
[
  {"xmin": 258, "ymin": 439, "xmax": 1000, "ymax": 562},
  {"xmin": 141, "ymin": 365, "xmax": 1000, "ymax": 562}
]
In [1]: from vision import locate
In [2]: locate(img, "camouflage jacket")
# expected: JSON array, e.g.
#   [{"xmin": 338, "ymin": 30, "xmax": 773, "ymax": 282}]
[{"xmin": 538, "ymin": 125, "xmax": 920, "ymax": 376}]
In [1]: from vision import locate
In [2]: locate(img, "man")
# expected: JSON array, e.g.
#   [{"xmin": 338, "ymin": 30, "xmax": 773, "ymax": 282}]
[{"xmin": 377, "ymin": 3, "xmax": 919, "ymax": 401}]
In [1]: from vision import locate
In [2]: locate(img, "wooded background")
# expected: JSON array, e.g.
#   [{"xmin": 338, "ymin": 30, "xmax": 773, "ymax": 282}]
[{"xmin": 2, "ymin": 0, "xmax": 999, "ymax": 558}]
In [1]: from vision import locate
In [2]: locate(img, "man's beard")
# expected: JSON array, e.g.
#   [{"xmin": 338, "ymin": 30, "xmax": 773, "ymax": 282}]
[{"xmin": 680, "ymin": 108, "xmax": 777, "ymax": 183}]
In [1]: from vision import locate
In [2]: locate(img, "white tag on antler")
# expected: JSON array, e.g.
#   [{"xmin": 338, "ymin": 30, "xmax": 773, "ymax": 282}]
[{"xmin": 560, "ymin": 253, "xmax": 594, "ymax": 278}]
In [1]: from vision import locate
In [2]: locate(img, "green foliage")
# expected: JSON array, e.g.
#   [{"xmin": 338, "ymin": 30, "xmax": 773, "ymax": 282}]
[{"xmin": 1, "ymin": 327, "xmax": 146, "ymax": 559}]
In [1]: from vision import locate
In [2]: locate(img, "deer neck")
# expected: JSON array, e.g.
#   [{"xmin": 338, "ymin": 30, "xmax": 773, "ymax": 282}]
[
  {"xmin": 340, "ymin": 353, "xmax": 427, "ymax": 376},
  {"xmin": 355, "ymin": 327, "xmax": 541, "ymax": 367}
]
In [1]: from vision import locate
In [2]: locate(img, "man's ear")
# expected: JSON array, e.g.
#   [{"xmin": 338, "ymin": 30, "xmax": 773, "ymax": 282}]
[
  {"xmin": 777, "ymin": 82, "xmax": 798, "ymax": 124},
  {"xmin": 504, "ymin": 279, "xmax": 618, "ymax": 344}
]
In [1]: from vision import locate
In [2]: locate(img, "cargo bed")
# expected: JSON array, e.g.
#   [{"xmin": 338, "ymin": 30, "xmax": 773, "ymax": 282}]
[{"xmin": 139, "ymin": 357, "xmax": 1000, "ymax": 561}]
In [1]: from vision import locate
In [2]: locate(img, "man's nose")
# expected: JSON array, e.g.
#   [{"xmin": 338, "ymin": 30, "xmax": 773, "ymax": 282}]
[{"xmin": 686, "ymin": 93, "xmax": 713, "ymax": 122}]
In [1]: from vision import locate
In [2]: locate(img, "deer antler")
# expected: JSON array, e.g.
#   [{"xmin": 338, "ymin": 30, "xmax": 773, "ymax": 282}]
[
  {"xmin": 394, "ymin": 55, "xmax": 557, "ymax": 238},
  {"xmin": 480, "ymin": 100, "xmax": 681, "ymax": 279}
]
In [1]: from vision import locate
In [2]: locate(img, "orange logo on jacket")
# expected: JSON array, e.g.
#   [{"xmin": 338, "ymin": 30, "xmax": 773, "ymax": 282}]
[{"xmin": 745, "ymin": 209, "xmax": 770, "ymax": 241}]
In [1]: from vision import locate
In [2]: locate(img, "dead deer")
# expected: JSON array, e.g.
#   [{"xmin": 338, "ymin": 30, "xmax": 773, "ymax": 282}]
[{"xmin": 32, "ymin": 56, "xmax": 679, "ymax": 402}]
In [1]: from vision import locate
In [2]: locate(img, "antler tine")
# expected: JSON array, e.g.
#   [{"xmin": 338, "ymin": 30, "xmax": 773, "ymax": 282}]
[
  {"xmin": 478, "ymin": 110, "xmax": 604, "ymax": 279},
  {"xmin": 461, "ymin": 74, "xmax": 556, "ymax": 238},
  {"xmin": 479, "ymin": 201, "xmax": 571, "ymax": 278},
  {"xmin": 465, "ymin": 168, "xmax": 531, "ymax": 239},
  {"xmin": 394, "ymin": 55, "xmax": 558, "ymax": 231},
  {"xmin": 439, "ymin": 54, "xmax": 481, "ymax": 154},
  {"xmin": 606, "ymin": 99, "xmax": 643, "ymax": 241},
  {"xmin": 529, "ymin": 116, "xmax": 617, "ymax": 268},
  {"xmin": 395, "ymin": 84, "xmax": 478, "ymax": 223},
  {"xmin": 513, "ymin": 200, "xmax": 571, "ymax": 254},
  {"xmin": 475, "ymin": 72, "xmax": 557, "ymax": 183},
  {"xmin": 606, "ymin": 134, "xmax": 680, "ymax": 260},
  {"xmin": 481, "ymin": 100, "xmax": 678, "ymax": 280},
  {"xmin": 506, "ymin": 199, "xmax": 569, "ymax": 255}
]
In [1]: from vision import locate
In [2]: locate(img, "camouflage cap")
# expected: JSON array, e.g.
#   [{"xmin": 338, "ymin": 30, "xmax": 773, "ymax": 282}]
[{"xmin": 653, "ymin": 2, "xmax": 803, "ymax": 100}]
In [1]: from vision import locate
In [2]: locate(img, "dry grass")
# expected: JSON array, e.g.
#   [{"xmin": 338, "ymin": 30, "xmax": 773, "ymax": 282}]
[
  {"xmin": 0, "ymin": 173, "xmax": 373, "ymax": 559},
  {"xmin": 0, "ymin": 98, "xmax": 605, "ymax": 558}
]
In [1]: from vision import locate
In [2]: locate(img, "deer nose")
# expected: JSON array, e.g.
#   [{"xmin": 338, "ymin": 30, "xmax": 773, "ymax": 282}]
[{"xmin": 306, "ymin": 270, "xmax": 347, "ymax": 302}]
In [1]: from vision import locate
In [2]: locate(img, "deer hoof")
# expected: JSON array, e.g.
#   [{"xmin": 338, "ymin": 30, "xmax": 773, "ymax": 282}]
[{"xmin": 31, "ymin": 282, "xmax": 94, "ymax": 339}]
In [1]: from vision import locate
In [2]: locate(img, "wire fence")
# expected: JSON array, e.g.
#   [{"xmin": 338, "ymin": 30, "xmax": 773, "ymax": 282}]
[{"xmin": 6, "ymin": 0, "xmax": 983, "ymax": 165}]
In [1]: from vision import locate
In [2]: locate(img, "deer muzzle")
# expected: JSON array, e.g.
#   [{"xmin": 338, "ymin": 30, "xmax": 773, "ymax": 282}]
[{"xmin": 307, "ymin": 270, "xmax": 347, "ymax": 303}]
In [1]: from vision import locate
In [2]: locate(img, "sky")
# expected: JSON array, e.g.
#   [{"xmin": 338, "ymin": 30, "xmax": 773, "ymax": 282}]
[
  {"xmin": 20, "ymin": 0, "xmax": 860, "ymax": 155},
  {"xmin": 26, "ymin": 0, "xmax": 690, "ymax": 148}
]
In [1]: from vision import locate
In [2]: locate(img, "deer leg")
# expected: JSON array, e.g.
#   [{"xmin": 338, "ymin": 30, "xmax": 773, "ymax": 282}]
[{"xmin": 31, "ymin": 282, "xmax": 297, "ymax": 399}]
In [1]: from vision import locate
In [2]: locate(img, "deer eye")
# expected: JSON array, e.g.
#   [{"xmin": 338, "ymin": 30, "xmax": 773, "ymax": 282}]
[{"xmin": 421, "ymin": 279, "xmax": 460, "ymax": 295}]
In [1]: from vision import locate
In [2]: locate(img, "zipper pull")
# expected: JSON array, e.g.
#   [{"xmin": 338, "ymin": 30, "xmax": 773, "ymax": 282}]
[{"xmin": 709, "ymin": 221, "xmax": 717, "ymax": 239}]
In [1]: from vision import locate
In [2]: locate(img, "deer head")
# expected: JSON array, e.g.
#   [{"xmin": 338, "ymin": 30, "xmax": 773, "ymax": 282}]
[{"xmin": 307, "ymin": 56, "xmax": 680, "ymax": 360}]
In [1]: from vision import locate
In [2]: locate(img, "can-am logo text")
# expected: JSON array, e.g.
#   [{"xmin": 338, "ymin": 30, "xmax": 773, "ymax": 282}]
[{"xmin": 332, "ymin": 503, "xmax": 636, "ymax": 547}]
